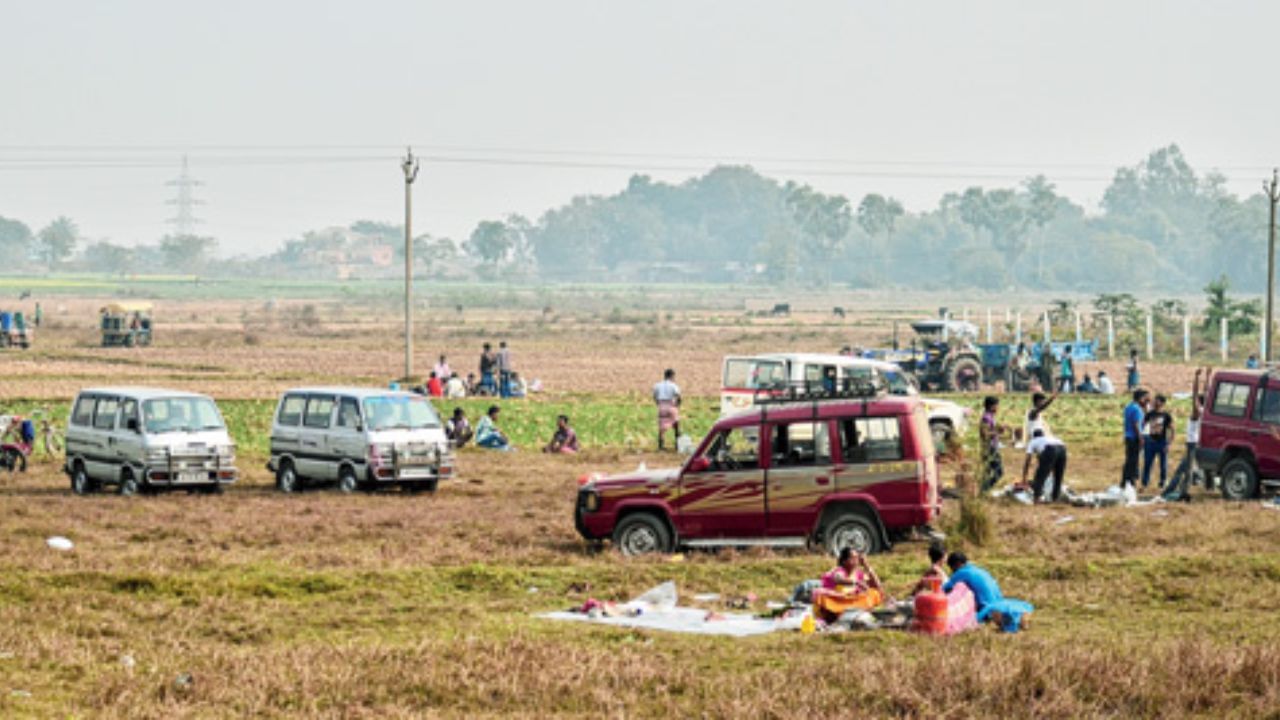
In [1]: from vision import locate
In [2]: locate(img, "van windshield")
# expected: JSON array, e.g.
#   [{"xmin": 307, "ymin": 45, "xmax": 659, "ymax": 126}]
[
  {"xmin": 362, "ymin": 395, "xmax": 441, "ymax": 431},
  {"xmin": 884, "ymin": 370, "xmax": 917, "ymax": 396},
  {"xmin": 143, "ymin": 397, "xmax": 225, "ymax": 434},
  {"xmin": 723, "ymin": 359, "xmax": 788, "ymax": 390}
]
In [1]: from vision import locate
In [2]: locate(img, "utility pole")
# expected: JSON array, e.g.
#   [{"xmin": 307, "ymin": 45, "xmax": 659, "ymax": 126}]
[
  {"xmin": 402, "ymin": 148, "xmax": 420, "ymax": 381},
  {"xmin": 165, "ymin": 155, "xmax": 203, "ymax": 236},
  {"xmin": 1266, "ymin": 169, "xmax": 1279, "ymax": 364}
]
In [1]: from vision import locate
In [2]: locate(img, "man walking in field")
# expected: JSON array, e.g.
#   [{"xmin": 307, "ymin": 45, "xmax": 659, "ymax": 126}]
[{"xmin": 653, "ymin": 368, "xmax": 682, "ymax": 451}]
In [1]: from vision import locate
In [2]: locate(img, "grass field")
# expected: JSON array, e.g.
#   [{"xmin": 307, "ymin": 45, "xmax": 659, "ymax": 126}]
[{"xmin": 1, "ymin": 291, "xmax": 1278, "ymax": 718}]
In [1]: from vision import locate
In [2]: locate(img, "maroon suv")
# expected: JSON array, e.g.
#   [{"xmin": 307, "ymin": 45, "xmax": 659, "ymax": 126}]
[{"xmin": 1198, "ymin": 369, "xmax": 1280, "ymax": 500}]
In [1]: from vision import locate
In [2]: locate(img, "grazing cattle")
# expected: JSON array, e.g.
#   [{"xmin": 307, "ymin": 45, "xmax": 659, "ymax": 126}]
[
  {"xmin": 833, "ymin": 306, "xmax": 846, "ymax": 318},
  {"xmin": 770, "ymin": 303, "xmax": 791, "ymax": 317}
]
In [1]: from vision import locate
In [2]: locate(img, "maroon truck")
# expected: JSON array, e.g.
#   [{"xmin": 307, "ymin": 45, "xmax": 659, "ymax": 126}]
[
  {"xmin": 575, "ymin": 393, "xmax": 940, "ymax": 556},
  {"xmin": 1198, "ymin": 369, "xmax": 1280, "ymax": 500}
]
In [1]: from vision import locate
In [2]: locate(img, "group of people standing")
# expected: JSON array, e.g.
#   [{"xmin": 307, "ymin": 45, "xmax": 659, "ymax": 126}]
[
  {"xmin": 979, "ymin": 391, "xmax": 1070, "ymax": 503},
  {"xmin": 1122, "ymin": 367, "xmax": 1207, "ymax": 501},
  {"xmin": 417, "ymin": 343, "xmax": 531, "ymax": 401}
]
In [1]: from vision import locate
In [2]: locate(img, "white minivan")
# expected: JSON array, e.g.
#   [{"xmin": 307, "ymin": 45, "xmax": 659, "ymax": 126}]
[
  {"xmin": 267, "ymin": 387, "xmax": 453, "ymax": 494},
  {"xmin": 64, "ymin": 387, "xmax": 238, "ymax": 495}
]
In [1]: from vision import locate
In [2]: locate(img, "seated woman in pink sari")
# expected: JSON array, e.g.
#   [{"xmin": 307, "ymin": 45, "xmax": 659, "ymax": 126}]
[{"xmin": 812, "ymin": 548, "xmax": 886, "ymax": 622}]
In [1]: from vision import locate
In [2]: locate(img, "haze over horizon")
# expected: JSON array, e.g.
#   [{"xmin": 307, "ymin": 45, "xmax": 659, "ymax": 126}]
[{"xmin": 4, "ymin": 0, "xmax": 1279, "ymax": 255}]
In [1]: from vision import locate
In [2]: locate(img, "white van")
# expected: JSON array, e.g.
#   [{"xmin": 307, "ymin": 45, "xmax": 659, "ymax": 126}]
[
  {"xmin": 720, "ymin": 353, "xmax": 970, "ymax": 448},
  {"xmin": 64, "ymin": 387, "xmax": 238, "ymax": 495},
  {"xmin": 267, "ymin": 387, "xmax": 452, "ymax": 494}
]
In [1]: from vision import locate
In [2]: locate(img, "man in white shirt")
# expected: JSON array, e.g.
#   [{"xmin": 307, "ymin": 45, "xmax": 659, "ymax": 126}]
[
  {"xmin": 1097, "ymin": 371, "xmax": 1115, "ymax": 395},
  {"xmin": 652, "ymin": 368, "xmax": 682, "ymax": 451},
  {"xmin": 1022, "ymin": 429, "xmax": 1067, "ymax": 503},
  {"xmin": 444, "ymin": 373, "xmax": 467, "ymax": 399}
]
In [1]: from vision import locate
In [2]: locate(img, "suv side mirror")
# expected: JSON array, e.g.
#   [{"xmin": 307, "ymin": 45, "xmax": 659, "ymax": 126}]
[
  {"xmin": 687, "ymin": 456, "xmax": 710, "ymax": 474},
  {"xmin": 126, "ymin": 418, "xmax": 140, "ymax": 433}
]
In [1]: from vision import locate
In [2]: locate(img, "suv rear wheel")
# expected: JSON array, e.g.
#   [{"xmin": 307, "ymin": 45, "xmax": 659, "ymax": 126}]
[
  {"xmin": 613, "ymin": 513, "xmax": 672, "ymax": 556},
  {"xmin": 823, "ymin": 512, "xmax": 882, "ymax": 556},
  {"xmin": 1220, "ymin": 457, "xmax": 1259, "ymax": 501}
]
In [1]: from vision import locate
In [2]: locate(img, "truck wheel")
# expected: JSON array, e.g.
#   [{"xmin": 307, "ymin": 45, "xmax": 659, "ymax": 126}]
[
  {"xmin": 337, "ymin": 466, "xmax": 361, "ymax": 494},
  {"xmin": 70, "ymin": 462, "xmax": 95, "ymax": 495},
  {"xmin": 823, "ymin": 512, "xmax": 882, "ymax": 556},
  {"xmin": 119, "ymin": 473, "xmax": 140, "ymax": 497},
  {"xmin": 276, "ymin": 460, "xmax": 301, "ymax": 493},
  {"xmin": 613, "ymin": 513, "xmax": 672, "ymax": 556},
  {"xmin": 1220, "ymin": 458, "xmax": 1259, "ymax": 501},
  {"xmin": 946, "ymin": 357, "xmax": 983, "ymax": 392}
]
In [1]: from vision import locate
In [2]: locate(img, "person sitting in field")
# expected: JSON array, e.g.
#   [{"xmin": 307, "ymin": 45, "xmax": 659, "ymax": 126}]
[
  {"xmin": 509, "ymin": 372, "xmax": 528, "ymax": 399},
  {"xmin": 465, "ymin": 373, "xmax": 479, "ymax": 395},
  {"xmin": 943, "ymin": 552, "xmax": 1034, "ymax": 633},
  {"xmin": 446, "ymin": 408, "xmax": 472, "ymax": 448},
  {"xmin": 910, "ymin": 541, "xmax": 949, "ymax": 596},
  {"xmin": 543, "ymin": 414, "xmax": 580, "ymax": 454},
  {"xmin": 426, "ymin": 371, "xmax": 444, "ymax": 398},
  {"xmin": 1077, "ymin": 374, "xmax": 1098, "ymax": 394},
  {"xmin": 475, "ymin": 405, "xmax": 513, "ymax": 451},
  {"xmin": 444, "ymin": 372, "xmax": 467, "ymax": 399},
  {"xmin": 1097, "ymin": 371, "xmax": 1115, "ymax": 395},
  {"xmin": 811, "ymin": 547, "xmax": 886, "ymax": 623}
]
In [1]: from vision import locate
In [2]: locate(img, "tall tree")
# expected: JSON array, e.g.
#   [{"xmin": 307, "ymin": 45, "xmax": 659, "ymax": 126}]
[
  {"xmin": 82, "ymin": 241, "xmax": 134, "ymax": 275},
  {"xmin": 785, "ymin": 182, "xmax": 851, "ymax": 287},
  {"xmin": 159, "ymin": 234, "xmax": 218, "ymax": 272},
  {"xmin": 35, "ymin": 216, "xmax": 79, "ymax": 269},
  {"xmin": 0, "ymin": 216, "xmax": 33, "ymax": 265}
]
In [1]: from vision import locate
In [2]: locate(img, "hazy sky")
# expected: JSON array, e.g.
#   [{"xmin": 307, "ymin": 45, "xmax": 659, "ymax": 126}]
[{"xmin": 3, "ymin": 1, "xmax": 1279, "ymax": 255}]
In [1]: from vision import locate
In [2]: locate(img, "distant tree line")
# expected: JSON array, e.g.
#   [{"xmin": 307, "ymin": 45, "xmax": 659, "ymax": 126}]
[{"xmin": 0, "ymin": 144, "xmax": 1269, "ymax": 290}]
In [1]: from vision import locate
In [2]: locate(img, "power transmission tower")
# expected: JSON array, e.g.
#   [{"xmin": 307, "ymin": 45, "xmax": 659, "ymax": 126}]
[
  {"xmin": 402, "ymin": 148, "xmax": 420, "ymax": 380},
  {"xmin": 166, "ymin": 155, "xmax": 203, "ymax": 236}
]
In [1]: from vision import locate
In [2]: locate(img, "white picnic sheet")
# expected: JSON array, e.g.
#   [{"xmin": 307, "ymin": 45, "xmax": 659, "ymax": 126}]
[{"xmin": 539, "ymin": 607, "xmax": 801, "ymax": 637}]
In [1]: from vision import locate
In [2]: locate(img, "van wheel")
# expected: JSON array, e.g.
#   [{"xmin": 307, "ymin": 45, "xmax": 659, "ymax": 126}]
[
  {"xmin": 118, "ymin": 473, "xmax": 140, "ymax": 497},
  {"xmin": 613, "ymin": 513, "xmax": 672, "ymax": 556},
  {"xmin": 823, "ymin": 513, "xmax": 882, "ymax": 556},
  {"xmin": 337, "ymin": 466, "xmax": 361, "ymax": 494},
  {"xmin": 1221, "ymin": 458, "xmax": 1259, "ymax": 501},
  {"xmin": 70, "ymin": 463, "xmax": 95, "ymax": 495},
  {"xmin": 276, "ymin": 461, "xmax": 301, "ymax": 493}
]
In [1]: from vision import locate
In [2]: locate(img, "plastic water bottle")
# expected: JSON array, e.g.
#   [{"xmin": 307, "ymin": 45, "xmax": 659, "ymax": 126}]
[{"xmin": 800, "ymin": 613, "xmax": 816, "ymax": 635}]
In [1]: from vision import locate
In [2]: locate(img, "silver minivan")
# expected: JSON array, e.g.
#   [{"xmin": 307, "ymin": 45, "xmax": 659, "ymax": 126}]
[
  {"xmin": 64, "ymin": 387, "xmax": 239, "ymax": 495},
  {"xmin": 267, "ymin": 387, "xmax": 453, "ymax": 493}
]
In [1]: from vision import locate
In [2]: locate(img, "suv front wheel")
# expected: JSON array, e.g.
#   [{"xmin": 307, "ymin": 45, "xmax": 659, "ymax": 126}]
[
  {"xmin": 613, "ymin": 513, "xmax": 672, "ymax": 556},
  {"xmin": 1220, "ymin": 457, "xmax": 1259, "ymax": 501},
  {"xmin": 823, "ymin": 513, "xmax": 882, "ymax": 556}
]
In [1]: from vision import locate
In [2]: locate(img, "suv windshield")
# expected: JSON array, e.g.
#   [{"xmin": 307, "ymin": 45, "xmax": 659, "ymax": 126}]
[
  {"xmin": 362, "ymin": 395, "xmax": 441, "ymax": 431},
  {"xmin": 724, "ymin": 359, "xmax": 787, "ymax": 390},
  {"xmin": 142, "ymin": 397, "xmax": 225, "ymax": 434}
]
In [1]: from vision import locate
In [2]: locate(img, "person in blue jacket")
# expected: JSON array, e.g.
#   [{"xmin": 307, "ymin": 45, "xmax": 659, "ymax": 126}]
[{"xmin": 943, "ymin": 552, "xmax": 1034, "ymax": 633}]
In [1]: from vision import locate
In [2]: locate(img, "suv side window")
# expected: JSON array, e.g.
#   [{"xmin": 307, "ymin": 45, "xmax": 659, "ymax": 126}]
[
  {"xmin": 278, "ymin": 395, "xmax": 305, "ymax": 426},
  {"xmin": 706, "ymin": 427, "xmax": 760, "ymax": 471},
  {"xmin": 120, "ymin": 399, "xmax": 140, "ymax": 430},
  {"xmin": 71, "ymin": 395, "xmax": 96, "ymax": 426},
  {"xmin": 93, "ymin": 397, "xmax": 120, "ymax": 430},
  {"xmin": 770, "ymin": 422, "xmax": 831, "ymax": 467},
  {"xmin": 335, "ymin": 397, "xmax": 362, "ymax": 430},
  {"xmin": 1254, "ymin": 385, "xmax": 1280, "ymax": 424},
  {"xmin": 840, "ymin": 417, "xmax": 903, "ymax": 463},
  {"xmin": 1212, "ymin": 382, "xmax": 1251, "ymax": 418},
  {"xmin": 304, "ymin": 396, "xmax": 335, "ymax": 429}
]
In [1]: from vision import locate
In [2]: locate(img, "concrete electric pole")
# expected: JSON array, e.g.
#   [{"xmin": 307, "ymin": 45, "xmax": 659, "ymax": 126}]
[
  {"xmin": 1266, "ymin": 169, "xmax": 1279, "ymax": 364},
  {"xmin": 402, "ymin": 148, "xmax": 420, "ymax": 381}
]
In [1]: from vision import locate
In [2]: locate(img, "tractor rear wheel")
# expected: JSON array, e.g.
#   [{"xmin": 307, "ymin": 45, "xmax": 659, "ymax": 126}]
[{"xmin": 946, "ymin": 357, "xmax": 983, "ymax": 392}]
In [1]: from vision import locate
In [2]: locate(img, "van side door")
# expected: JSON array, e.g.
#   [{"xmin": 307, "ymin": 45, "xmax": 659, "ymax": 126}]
[
  {"xmin": 66, "ymin": 394, "xmax": 98, "ymax": 473},
  {"xmin": 88, "ymin": 395, "xmax": 121, "ymax": 480},
  {"xmin": 300, "ymin": 394, "xmax": 337, "ymax": 480},
  {"xmin": 677, "ymin": 425, "xmax": 766, "ymax": 538},
  {"xmin": 764, "ymin": 420, "xmax": 835, "ymax": 536},
  {"xmin": 114, "ymin": 397, "xmax": 144, "ymax": 470},
  {"xmin": 330, "ymin": 396, "xmax": 366, "ymax": 470}
]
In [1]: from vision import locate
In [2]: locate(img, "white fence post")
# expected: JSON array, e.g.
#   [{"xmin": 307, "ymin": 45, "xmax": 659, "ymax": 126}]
[
  {"xmin": 943, "ymin": 312, "xmax": 951, "ymax": 343},
  {"xmin": 1043, "ymin": 311, "xmax": 1052, "ymax": 344},
  {"xmin": 1108, "ymin": 314, "xmax": 1115, "ymax": 359},
  {"xmin": 1016, "ymin": 312, "xmax": 1022, "ymax": 345},
  {"xmin": 986, "ymin": 308, "xmax": 993, "ymax": 342},
  {"xmin": 1183, "ymin": 316, "xmax": 1191, "ymax": 362},
  {"xmin": 1221, "ymin": 317, "xmax": 1229, "ymax": 362},
  {"xmin": 1152, "ymin": 312, "xmax": 1162, "ymax": 358},
  {"xmin": 1074, "ymin": 311, "xmax": 1082, "ymax": 344}
]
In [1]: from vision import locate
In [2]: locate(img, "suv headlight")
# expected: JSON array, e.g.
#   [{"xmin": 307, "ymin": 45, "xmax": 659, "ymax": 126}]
[{"xmin": 217, "ymin": 444, "xmax": 236, "ymax": 460}]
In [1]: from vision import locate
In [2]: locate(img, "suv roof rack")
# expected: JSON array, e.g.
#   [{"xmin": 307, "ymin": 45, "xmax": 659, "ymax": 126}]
[{"xmin": 754, "ymin": 378, "xmax": 886, "ymax": 406}]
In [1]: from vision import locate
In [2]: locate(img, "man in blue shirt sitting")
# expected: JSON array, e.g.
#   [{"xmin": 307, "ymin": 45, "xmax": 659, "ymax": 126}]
[
  {"xmin": 1122, "ymin": 390, "xmax": 1149, "ymax": 490},
  {"xmin": 943, "ymin": 552, "xmax": 1034, "ymax": 633}
]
